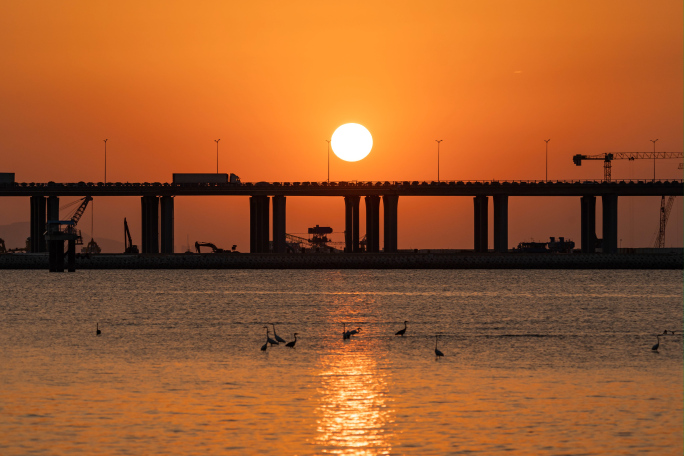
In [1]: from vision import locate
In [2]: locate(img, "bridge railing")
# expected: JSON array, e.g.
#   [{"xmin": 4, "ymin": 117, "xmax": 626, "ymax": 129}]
[{"xmin": 4, "ymin": 179, "xmax": 683, "ymax": 188}]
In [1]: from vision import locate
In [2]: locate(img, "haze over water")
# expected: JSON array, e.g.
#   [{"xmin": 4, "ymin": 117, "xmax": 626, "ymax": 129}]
[{"xmin": 1, "ymin": 269, "xmax": 682, "ymax": 455}]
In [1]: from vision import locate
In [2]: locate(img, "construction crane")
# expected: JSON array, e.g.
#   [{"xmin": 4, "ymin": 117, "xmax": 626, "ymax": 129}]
[
  {"xmin": 50, "ymin": 196, "xmax": 93, "ymax": 243},
  {"xmin": 654, "ymin": 196, "xmax": 677, "ymax": 248},
  {"xmin": 124, "ymin": 218, "xmax": 139, "ymax": 254},
  {"xmin": 572, "ymin": 152, "xmax": 683, "ymax": 182}
]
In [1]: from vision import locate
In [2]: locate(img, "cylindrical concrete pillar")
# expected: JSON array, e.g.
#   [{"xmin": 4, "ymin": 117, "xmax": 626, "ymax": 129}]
[
  {"xmin": 602, "ymin": 194, "xmax": 618, "ymax": 254},
  {"xmin": 382, "ymin": 194, "xmax": 398, "ymax": 253},
  {"xmin": 141, "ymin": 196, "xmax": 159, "ymax": 254},
  {"xmin": 580, "ymin": 195, "xmax": 596, "ymax": 253},
  {"xmin": 160, "ymin": 196, "xmax": 174, "ymax": 254},
  {"xmin": 272, "ymin": 195, "xmax": 286, "ymax": 253},
  {"xmin": 30, "ymin": 195, "xmax": 47, "ymax": 253},
  {"xmin": 365, "ymin": 196, "xmax": 380, "ymax": 253},
  {"xmin": 344, "ymin": 195, "xmax": 361, "ymax": 253},
  {"xmin": 493, "ymin": 194, "xmax": 508, "ymax": 253},
  {"xmin": 249, "ymin": 196, "xmax": 270, "ymax": 253},
  {"xmin": 473, "ymin": 195, "xmax": 489, "ymax": 253}
]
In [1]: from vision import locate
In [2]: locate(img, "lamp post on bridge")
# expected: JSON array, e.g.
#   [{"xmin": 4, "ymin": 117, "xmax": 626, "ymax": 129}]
[
  {"xmin": 215, "ymin": 139, "xmax": 220, "ymax": 173},
  {"xmin": 103, "ymin": 139, "xmax": 108, "ymax": 184},
  {"xmin": 544, "ymin": 139, "xmax": 550, "ymax": 181},
  {"xmin": 326, "ymin": 139, "xmax": 331, "ymax": 183},
  {"xmin": 436, "ymin": 139, "xmax": 443, "ymax": 182},
  {"xmin": 650, "ymin": 139, "xmax": 658, "ymax": 182}
]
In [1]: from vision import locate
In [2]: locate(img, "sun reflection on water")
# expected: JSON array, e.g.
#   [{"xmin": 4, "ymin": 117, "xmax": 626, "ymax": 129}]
[{"xmin": 314, "ymin": 344, "xmax": 394, "ymax": 455}]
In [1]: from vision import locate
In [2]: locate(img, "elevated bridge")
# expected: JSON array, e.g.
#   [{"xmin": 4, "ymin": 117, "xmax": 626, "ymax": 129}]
[{"xmin": 2, "ymin": 179, "xmax": 681, "ymax": 256}]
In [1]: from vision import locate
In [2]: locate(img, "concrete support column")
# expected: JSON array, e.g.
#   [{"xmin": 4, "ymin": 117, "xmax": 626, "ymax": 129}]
[
  {"xmin": 580, "ymin": 195, "xmax": 596, "ymax": 253},
  {"xmin": 249, "ymin": 196, "xmax": 270, "ymax": 253},
  {"xmin": 382, "ymin": 194, "xmax": 398, "ymax": 253},
  {"xmin": 47, "ymin": 196, "xmax": 60, "ymax": 223},
  {"xmin": 30, "ymin": 195, "xmax": 47, "ymax": 253},
  {"xmin": 67, "ymin": 239, "xmax": 76, "ymax": 272},
  {"xmin": 272, "ymin": 195, "xmax": 286, "ymax": 253},
  {"xmin": 365, "ymin": 196, "xmax": 381, "ymax": 253},
  {"xmin": 141, "ymin": 196, "xmax": 159, "ymax": 254},
  {"xmin": 602, "ymin": 194, "xmax": 618, "ymax": 254},
  {"xmin": 344, "ymin": 196, "xmax": 360, "ymax": 253},
  {"xmin": 46, "ymin": 195, "xmax": 62, "ymax": 270},
  {"xmin": 473, "ymin": 195, "xmax": 489, "ymax": 253},
  {"xmin": 493, "ymin": 194, "xmax": 508, "ymax": 253},
  {"xmin": 160, "ymin": 196, "xmax": 174, "ymax": 254}
]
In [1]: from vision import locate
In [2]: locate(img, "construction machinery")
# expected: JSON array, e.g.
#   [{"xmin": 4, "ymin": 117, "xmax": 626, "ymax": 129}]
[
  {"xmin": 285, "ymin": 225, "xmax": 344, "ymax": 253},
  {"xmin": 45, "ymin": 196, "xmax": 92, "ymax": 272},
  {"xmin": 124, "ymin": 218, "xmax": 139, "ymax": 253},
  {"xmin": 572, "ymin": 151, "xmax": 683, "ymax": 182},
  {"xmin": 654, "ymin": 196, "xmax": 677, "ymax": 248},
  {"xmin": 195, "ymin": 241, "xmax": 236, "ymax": 253}
]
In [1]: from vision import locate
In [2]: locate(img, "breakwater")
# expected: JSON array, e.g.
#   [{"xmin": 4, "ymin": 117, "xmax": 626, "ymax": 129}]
[{"xmin": 0, "ymin": 252, "xmax": 681, "ymax": 269}]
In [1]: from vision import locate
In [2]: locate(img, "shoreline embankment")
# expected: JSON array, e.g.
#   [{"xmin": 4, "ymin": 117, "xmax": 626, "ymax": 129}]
[{"xmin": 0, "ymin": 252, "xmax": 681, "ymax": 270}]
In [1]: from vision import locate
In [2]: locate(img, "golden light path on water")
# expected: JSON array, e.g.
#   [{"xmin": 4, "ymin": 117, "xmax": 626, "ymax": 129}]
[{"xmin": 313, "ymin": 297, "xmax": 394, "ymax": 455}]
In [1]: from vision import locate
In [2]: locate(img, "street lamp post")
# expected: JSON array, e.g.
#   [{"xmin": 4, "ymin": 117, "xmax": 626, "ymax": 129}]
[
  {"xmin": 544, "ymin": 139, "xmax": 550, "ymax": 181},
  {"xmin": 325, "ymin": 139, "xmax": 331, "ymax": 183},
  {"xmin": 436, "ymin": 140, "xmax": 443, "ymax": 182},
  {"xmin": 215, "ymin": 139, "xmax": 220, "ymax": 173},
  {"xmin": 650, "ymin": 139, "xmax": 658, "ymax": 182},
  {"xmin": 103, "ymin": 139, "xmax": 108, "ymax": 183}
]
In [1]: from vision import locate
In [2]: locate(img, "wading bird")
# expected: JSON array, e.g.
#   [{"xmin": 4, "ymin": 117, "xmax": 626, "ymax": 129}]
[
  {"xmin": 395, "ymin": 321, "xmax": 408, "ymax": 336},
  {"xmin": 343, "ymin": 323, "xmax": 350, "ymax": 340},
  {"xmin": 652, "ymin": 335, "xmax": 661, "ymax": 352},
  {"xmin": 286, "ymin": 333, "xmax": 298, "ymax": 348},
  {"xmin": 264, "ymin": 326, "xmax": 279, "ymax": 346},
  {"xmin": 435, "ymin": 335, "xmax": 444, "ymax": 358},
  {"xmin": 349, "ymin": 327, "xmax": 361, "ymax": 336},
  {"xmin": 261, "ymin": 338, "xmax": 268, "ymax": 351},
  {"xmin": 271, "ymin": 324, "xmax": 286, "ymax": 343},
  {"xmin": 96, "ymin": 323, "xmax": 101, "ymax": 336}
]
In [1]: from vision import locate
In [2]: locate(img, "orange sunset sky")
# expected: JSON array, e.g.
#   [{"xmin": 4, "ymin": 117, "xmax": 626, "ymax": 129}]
[{"xmin": 1, "ymin": 1, "xmax": 682, "ymax": 252}]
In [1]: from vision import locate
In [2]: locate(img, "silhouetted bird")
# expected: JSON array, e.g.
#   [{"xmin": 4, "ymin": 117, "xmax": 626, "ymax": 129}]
[
  {"xmin": 652, "ymin": 335, "xmax": 661, "ymax": 352},
  {"xmin": 286, "ymin": 333, "xmax": 298, "ymax": 348},
  {"xmin": 96, "ymin": 323, "xmax": 101, "ymax": 336},
  {"xmin": 264, "ymin": 326, "xmax": 279, "ymax": 346},
  {"xmin": 395, "ymin": 321, "xmax": 408, "ymax": 336},
  {"xmin": 343, "ymin": 323, "xmax": 350, "ymax": 340},
  {"xmin": 435, "ymin": 335, "xmax": 444, "ymax": 358},
  {"xmin": 349, "ymin": 327, "xmax": 361, "ymax": 336},
  {"xmin": 261, "ymin": 339, "xmax": 268, "ymax": 351},
  {"xmin": 271, "ymin": 324, "xmax": 286, "ymax": 343}
]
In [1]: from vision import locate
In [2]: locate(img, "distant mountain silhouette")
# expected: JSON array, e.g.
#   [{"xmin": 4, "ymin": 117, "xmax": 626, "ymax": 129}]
[{"xmin": 0, "ymin": 221, "xmax": 124, "ymax": 253}]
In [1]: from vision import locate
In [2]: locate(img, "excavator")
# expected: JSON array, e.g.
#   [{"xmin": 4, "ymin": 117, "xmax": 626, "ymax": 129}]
[
  {"xmin": 124, "ymin": 218, "xmax": 139, "ymax": 254},
  {"xmin": 195, "ymin": 241, "xmax": 237, "ymax": 253}
]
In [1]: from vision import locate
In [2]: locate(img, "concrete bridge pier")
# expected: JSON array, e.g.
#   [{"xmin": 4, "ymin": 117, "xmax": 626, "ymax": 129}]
[
  {"xmin": 602, "ymin": 194, "xmax": 618, "ymax": 254},
  {"xmin": 30, "ymin": 195, "xmax": 47, "ymax": 253},
  {"xmin": 580, "ymin": 195, "xmax": 597, "ymax": 253},
  {"xmin": 249, "ymin": 196, "xmax": 270, "ymax": 253},
  {"xmin": 46, "ymin": 196, "xmax": 62, "ymax": 271},
  {"xmin": 365, "ymin": 196, "xmax": 381, "ymax": 253},
  {"xmin": 473, "ymin": 195, "xmax": 488, "ymax": 253},
  {"xmin": 344, "ymin": 196, "xmax": 360, "ymax": 253},
  {"xmin": 141, "ymin": 196, "xmax": 159, "ymax": 254},
  {"xmin": 493, "ymin": 194, "xmax": 508, "ymax": 253},
  {"xmin": 382, "ymin": 195, "xmax": 398, "ymax": 253},
  {"xmin": 272, "ymin": 195, "xmax": 286, "ymax": 253},
  {"xmin": 160, "ymin": 196, "xmax": 174, "ymax": 254}
]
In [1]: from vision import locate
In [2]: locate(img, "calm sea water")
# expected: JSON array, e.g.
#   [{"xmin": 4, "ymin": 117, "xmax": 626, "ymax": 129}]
[{"xmin": 0, "ymin": 269, "xmax": 682, "ymax": 455}]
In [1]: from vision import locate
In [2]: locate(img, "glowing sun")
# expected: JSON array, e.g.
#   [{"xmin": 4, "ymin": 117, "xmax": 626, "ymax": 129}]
[{"xmin": 331, "ymin": 123, "xmax": 373, "ymax": 162}]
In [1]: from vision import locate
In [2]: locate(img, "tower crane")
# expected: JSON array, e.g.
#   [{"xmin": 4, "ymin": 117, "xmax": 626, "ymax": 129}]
[
  {"xmin": 572, "ymin": 152, "xmax": 683, "ymax": 182},
  {"xmin": 654, "ymin": 196, "xmax": 677, "ymax": 248}
]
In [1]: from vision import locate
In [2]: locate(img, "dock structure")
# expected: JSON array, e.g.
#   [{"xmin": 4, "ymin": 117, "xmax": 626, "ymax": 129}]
[{"xmin": 1, "ymin": 179, "xmax": 682, "ymax": 260}]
